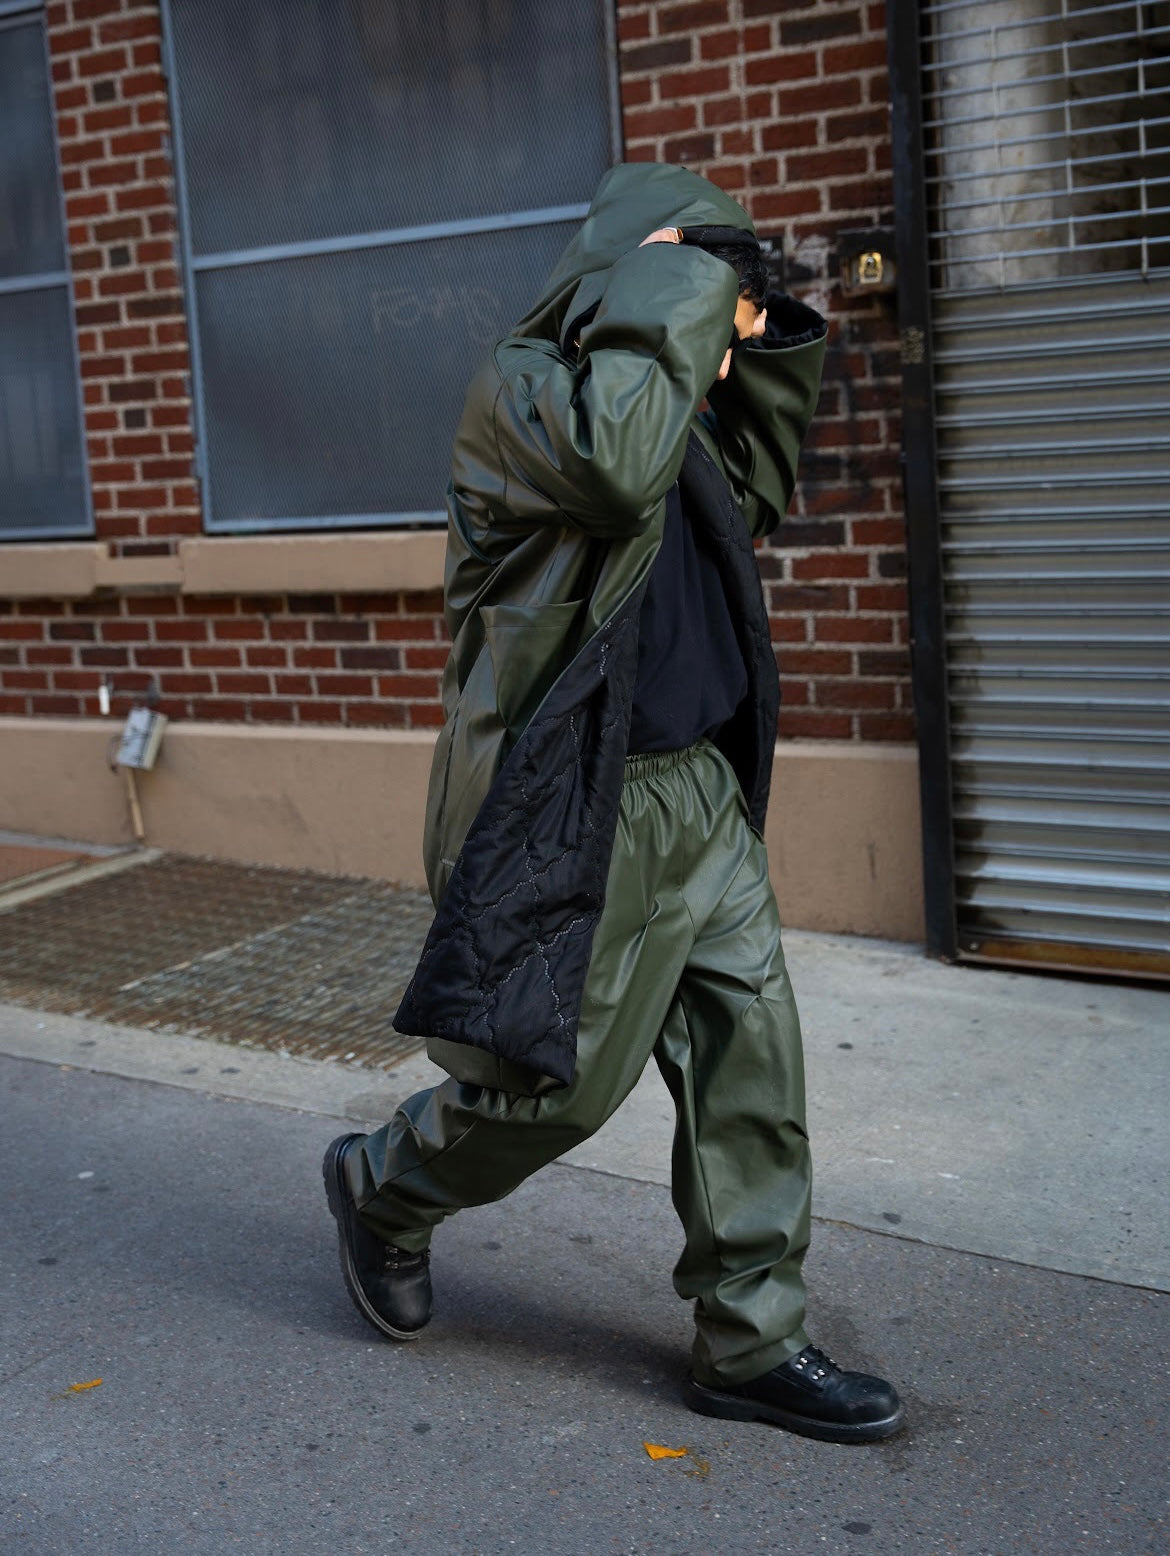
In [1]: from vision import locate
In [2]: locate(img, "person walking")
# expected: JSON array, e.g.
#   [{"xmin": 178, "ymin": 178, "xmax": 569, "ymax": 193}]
[{"xmin": 323, "ymin": 162, "xmax": 903, "ymax": 1444}]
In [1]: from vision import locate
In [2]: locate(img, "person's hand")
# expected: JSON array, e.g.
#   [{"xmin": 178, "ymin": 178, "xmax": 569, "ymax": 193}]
[{"xmin": 639, "ymin": 227, "xmax": 682, "ymax": 246}]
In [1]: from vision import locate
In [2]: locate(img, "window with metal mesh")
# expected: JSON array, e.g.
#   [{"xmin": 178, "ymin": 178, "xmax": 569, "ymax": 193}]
[
  {"xmin": 922, "ymin": 0, "xmax": 1170, "ymax": 292},
  {"xmin": 0, "ymin": 7, "xmax": 90, "ymax": 539},
  {"xmin": 164, "ymin": 0, "xmax": 617, "ymax": 532}
]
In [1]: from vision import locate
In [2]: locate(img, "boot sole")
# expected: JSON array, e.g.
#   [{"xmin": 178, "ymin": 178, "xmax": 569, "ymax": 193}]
[
  {"xmin": 322, "ymin": 1135, "xmax": 427, "ymax": 1343},
  {"xmin": 686, "ymin": 1377, "xmax": 905, "ymax": 1444}
]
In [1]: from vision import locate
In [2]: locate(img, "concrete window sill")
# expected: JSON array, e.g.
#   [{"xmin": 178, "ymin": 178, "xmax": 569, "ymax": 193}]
[{"xmin": 0, "ymin": 531, "xmax": 447, "ymax": 600}]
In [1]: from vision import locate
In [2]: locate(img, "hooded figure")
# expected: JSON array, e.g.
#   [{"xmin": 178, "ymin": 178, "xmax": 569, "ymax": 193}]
[{"xmin": 324, "ymin": 165, "xmax": 905, "ymax": 1444}]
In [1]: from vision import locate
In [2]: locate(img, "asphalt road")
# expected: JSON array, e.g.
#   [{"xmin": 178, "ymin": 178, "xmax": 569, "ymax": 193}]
[{"xmin": 1, "ymin": 1054, "xmax": 1165, "ymax": 1555}]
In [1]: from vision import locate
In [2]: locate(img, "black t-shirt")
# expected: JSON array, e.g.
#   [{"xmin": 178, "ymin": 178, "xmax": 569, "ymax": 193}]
[{"xmin": 627, "ymin": 482, "xmax": 748, "ymax": 755}]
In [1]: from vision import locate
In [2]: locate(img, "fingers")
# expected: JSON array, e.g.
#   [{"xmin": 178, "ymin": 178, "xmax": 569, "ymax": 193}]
[{"xmin": 639, "ymin": 227, "xmax": 683, "ymax": 247}]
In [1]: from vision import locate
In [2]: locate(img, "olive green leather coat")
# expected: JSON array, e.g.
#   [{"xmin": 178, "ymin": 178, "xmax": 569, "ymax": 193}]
[{"xmin": 393, "ymin": 163, "xmax": 827, "ymax": 1088}]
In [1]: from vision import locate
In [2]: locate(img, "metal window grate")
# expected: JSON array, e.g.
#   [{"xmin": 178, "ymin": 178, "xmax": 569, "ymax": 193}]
[
  {"xmin": 922, "ymin": 0, "xmax": 1170, "ymax": 292},
  {"xmin": 163, "ymin": 0, "xmax": 619, "ymax": 534},
  {"xmin": 0, "ymin": 8, "xmax": 90, "ymax": 539}
]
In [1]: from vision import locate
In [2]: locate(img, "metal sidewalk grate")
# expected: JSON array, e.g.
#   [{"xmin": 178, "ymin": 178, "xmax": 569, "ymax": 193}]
[{"xmin": 0, "ymin": 853, "xmax": 433, "ymax": 1068}]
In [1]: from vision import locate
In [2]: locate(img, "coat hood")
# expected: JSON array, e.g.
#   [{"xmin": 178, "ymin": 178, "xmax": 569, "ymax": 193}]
[{"xmin": 513, "ymin": 162, "xmax": 756, "ymax": 350}]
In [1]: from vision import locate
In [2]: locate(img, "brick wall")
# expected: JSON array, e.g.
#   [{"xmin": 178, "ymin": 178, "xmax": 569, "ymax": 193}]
[
  {"xmin": 48, "ymin": 0, "xmax": 200, "ymax": 555},
  {"xmin": 2, "ymin": 0, "xmax": 912, "ymax": 743},
  {"xmin": 620, "ymin": 0, "xmax": 912, "ymax": 741},
  {"xmin": 0, "ymin": 591, "xmax": 447, "ymax": 725}
]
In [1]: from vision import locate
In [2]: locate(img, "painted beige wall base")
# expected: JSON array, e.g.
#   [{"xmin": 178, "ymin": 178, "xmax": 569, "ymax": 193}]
[
  {"xmin": 765, "ymin": 741, "xmax": 924, "ymax": 941},
  {"xmin": 0, "ymin": 718, "xmax": 924, "ymax": 940}
]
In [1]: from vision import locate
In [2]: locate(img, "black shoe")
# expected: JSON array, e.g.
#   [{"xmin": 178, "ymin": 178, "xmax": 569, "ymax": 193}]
[
  {"xmin": 322, "ymin": 1133, "xmax": 432, "ymax": 1341},
  {"xmin": 687, "ymin": 1344, "xmax": 904, "ymax": 1444}
]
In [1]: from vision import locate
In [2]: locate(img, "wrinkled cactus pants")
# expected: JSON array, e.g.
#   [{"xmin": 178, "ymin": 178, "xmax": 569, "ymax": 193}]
[{"xmin": 345, "ymin": 740, "xmax": 812, "ymax": 1386}]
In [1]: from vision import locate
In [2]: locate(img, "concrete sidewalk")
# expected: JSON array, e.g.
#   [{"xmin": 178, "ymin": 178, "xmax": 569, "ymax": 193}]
[
  {"xmin": 2, "ymin": 928, "xmax": 1165, "ymax": 1293},
  {"xmin": 1, "ymin": 1040, "xmax": 1166, "ymax": 1554}
]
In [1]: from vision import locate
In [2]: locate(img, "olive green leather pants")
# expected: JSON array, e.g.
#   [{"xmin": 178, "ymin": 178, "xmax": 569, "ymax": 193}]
[{"xmin": 346, "ymin": 741, "xmax": 812, "ymax": 1386}]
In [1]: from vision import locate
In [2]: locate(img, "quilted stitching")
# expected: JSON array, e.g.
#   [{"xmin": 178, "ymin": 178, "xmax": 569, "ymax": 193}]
[{"xmin": 394, "ymin": 435, "xmax": 779, "ymax": 1087}]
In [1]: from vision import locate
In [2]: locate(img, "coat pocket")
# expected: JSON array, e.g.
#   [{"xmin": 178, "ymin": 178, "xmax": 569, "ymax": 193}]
[{"xmin": 479, "ymin": 597, "xmax": 587, "ymax": 739}]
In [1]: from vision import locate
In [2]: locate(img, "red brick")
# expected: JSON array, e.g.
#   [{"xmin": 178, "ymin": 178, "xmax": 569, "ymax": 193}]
[
  {"xmin": 155, "ymin": 620, "xmax": 208, "ymax": 642},
  {"xmin": 244, "ymin": 646, "xmax": 287, "ymax": 668},
  {"xmin": 114, "ymin": 183, "xmax": 169, "ymax": 213},
  {"xmin": 296, "ymin": 701, "xmax": 344, "ymax": 724},
  {"xmin": 132, "ymin": 647, "xmax": 184, "ymax": 668},
  {"xmin": 119, "ymin": 70, "xmax": 164, "ymax": 99},
  {"xmin": 744, "ymin": 50, "xmax": 818, "ymax": 87},
  {"xmin": 813, "ymin": 615, "xmax": 893, "ymax": 644},
  {"xmin": 274, "ymin": 674, "xmax": 314, "ymax": 697},
  {"xmin": 66, "ymin": 192, "xmax": 110, "ymax": 219},
  {"xmin": 403, "ymin": 590, "xmax": 446, "ymax": 615},
  {"xmin": 829, "ymin": 177, "xmax": 895, "ymax": 214},
  {"xmin": 700, "ymin": 28, "xmax": 745, "ymax": 60},
  {"xmin": 622, "ymin": 37, "xmax": 693, "ymax": 72},
  {"xmin": 316, "ymin": 674, "xmax": 375, "ymax": 697},
  {"xmin": 780, "ymin": 78, "xmax": 862, "ymax": 116},
  {"xmin": 663, "ymin": 131, "xmax": 717, "ymax": 162},
  {"xmin": 786, "ymin": 146, "xmax": 868, "ymax": 182},
  {"xmin": 59, "ymin": 135, "xmax": 107, "ymax": 166},
  {"xmin": 702, "ymin": 93, "xmax": 748, "ymax": 128},
  {"xmin": 778, "ymin": 647, "xmax": 852, "ymax": 675},
  {"xmin": 109, "ymin": 128, "xmax": 165, "ymax": 158},
  {"xmin": 658, "ymin": 64, "xmax": 730, "ymax": 98},
  {"xmin": 209, "ymin": 619, "xmax": 266, "ymax": 641},
  {"xmin": 373, "ymin": 618, "xmax": 437, "ymax": 642},
  {"xmin": 792, "ymin": 553, "xmax": 871, "ymax": 580},
  {"xmin": 214, "ymin": 673, "xmax": 272, "ymax": 695},
  {"xmin": 618, "ymin": 10, "xmax": 651, "ymax": 43},
  {"xmin": 292, "ymin": 648, "xmax": 337, "ymax": 670},
  {"xmin": 407, "ymin": 703, "xmax": 444, "ymax": 728},
  {"xmin": 777, "ymin": 709, "xmax": 852, "ymax": 739},
  {"xmin": 857, "ymin": 712, "xmax": 914, "ymax": 741},
  {"xmin": 751, "ymin": 188, "xmax": 822, "ymax": 221},
  {"xmin": 52, "ymin": 25, "xmax": 94, "ymax": 54},
  {"xmin": 98, "ymin": 15, "xmax": 160, "ymax": 43},
  {"xmin": 346, "ymin": 702, "xmax": 409, "ymax": 728},
  {"xmin": 77, "ymin": 48, "xmax": 129, "ymax": 80},
  {"xmin": 189, "ymin": 647, "xmax": 242, "ymax": 668},
  {"xmin": 815, "ymin": 678, "xmax": 896, "ymax": 710},
  {"xmin": 825, "ymin": 107, "xmax": 889, "ymax": 143},
  {"xmin": 822, "ymin": 39, "xmax": 889, "ymax": 76},
  {"xmin": 767, "ymin": 616, "xmax": 809, "ymax": 643},
  {"xmin": 779, "ymin": 10, "xmax": 861, "ymax": 46},
  {"xmin": 659, "ymin": 0, "xmax": 729, "ymax": 30},
  {"xmin": 623, "ymin": 103, "xmax": 697, "ymax": 139}
]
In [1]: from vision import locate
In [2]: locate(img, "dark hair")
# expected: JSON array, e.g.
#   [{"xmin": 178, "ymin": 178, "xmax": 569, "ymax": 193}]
[{"xmin": 679, "ymin": 225, "xmax": 768, "ymax": 307}]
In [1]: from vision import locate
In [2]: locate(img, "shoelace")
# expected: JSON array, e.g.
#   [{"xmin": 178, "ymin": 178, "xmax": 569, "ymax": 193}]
[
  {"xmin": 384, "ymin": 1248, "xmax": 430, "ymax": 1271},
  {"xmin": 791, "ymin": 1345, "xmax": 839, "ymax": 1383}
]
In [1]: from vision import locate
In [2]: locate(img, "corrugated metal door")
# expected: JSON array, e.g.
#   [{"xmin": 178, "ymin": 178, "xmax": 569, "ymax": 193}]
[{"xmin": 921, "ymin": 0, "xmax": 1170, "ymax": 975}]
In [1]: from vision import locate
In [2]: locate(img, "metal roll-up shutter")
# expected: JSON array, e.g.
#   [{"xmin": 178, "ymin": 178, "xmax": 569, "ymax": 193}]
[{"xmin": 921, "ymin": 0, "xmax": 1170, "ymax": 976}]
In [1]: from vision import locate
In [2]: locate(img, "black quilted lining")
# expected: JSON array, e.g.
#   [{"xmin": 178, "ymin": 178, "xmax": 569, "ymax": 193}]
[
  {"xmin": 394, "ymin": 434, "xmax": 778, "ymax": 1087},
  {"xmin": 393, "ymin": 591, "xmax": 643, "ymax": 1087}
]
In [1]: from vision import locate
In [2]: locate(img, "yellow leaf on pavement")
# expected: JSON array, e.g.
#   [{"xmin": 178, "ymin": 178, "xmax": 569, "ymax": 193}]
[
  {"xmin": 643, "ymin": 1441, "xmax": 688, "ymax": 1460},
  {"xmin": 68, "ymin": 1379, "xmax": 102, "ymax": 1393}
]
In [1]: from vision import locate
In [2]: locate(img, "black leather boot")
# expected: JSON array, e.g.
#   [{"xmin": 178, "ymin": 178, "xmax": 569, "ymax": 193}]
[
  {"xmin": 687, "ymin": 1344, "xmax": 904, "ymax": 1443},
  {"xmin": 322, "ymin": 1133, "xmax": 432, "ymax": 1340}
]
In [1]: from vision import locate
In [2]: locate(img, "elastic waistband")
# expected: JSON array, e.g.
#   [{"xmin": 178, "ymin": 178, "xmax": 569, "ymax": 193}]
[{"xmin": 623, "ymin": 741, "xmax": 708, "ymax": 781}]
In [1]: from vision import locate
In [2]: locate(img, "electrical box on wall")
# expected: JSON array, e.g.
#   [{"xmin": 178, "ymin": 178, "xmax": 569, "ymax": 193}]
[
  {"xmin": 837, "ymin": 228, "xmax": 898, "ymax": 297},
  {"xmin": 116, "ymin": 707, "xmax": 167, "ymax": 771}
]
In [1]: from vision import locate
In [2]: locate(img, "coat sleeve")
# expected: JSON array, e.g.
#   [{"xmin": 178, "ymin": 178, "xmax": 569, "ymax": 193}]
[
  {"xmin": 491, "ymin": 244, "xmax": 739, "ymax": 539},
  {"xmin": 704, "ymin": 293, "xmax": 829, "ymax": 539}
]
